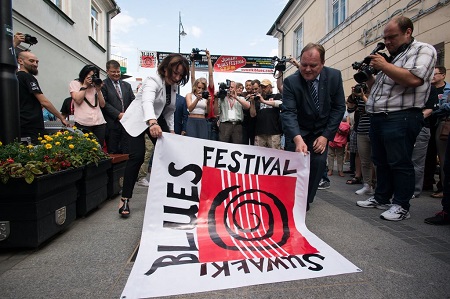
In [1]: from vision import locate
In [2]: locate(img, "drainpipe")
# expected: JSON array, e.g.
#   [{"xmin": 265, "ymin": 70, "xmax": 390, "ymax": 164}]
[
  {"xmin": 275, "ymin": 22, "xmax": 285, "ymax": 81},
  {"xmin": 106, "ymin": 5, "xmax": 120, "ymax": 60}
]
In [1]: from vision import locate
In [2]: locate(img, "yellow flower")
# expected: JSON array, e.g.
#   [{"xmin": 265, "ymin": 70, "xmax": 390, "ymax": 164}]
[
  {"xmin": 84, "ymin": 133, "xmax": 89, "ymax": 137},
  {"xmin": 92, "ymin": 147, "xmax": 98, "ymax": 151},
  {"xmin": 64, "ymin": 131, "xmax": 69, "ymax": 135},
  {"xmin": 27, "ymin": 145, "xmax": 33, "ymax": 149},
  {"xmin": 0, "ymin": 141, "xmax": 2, "ymax": 146},
  {"xmin": 38, "ymin": 137, "xmax": 42, "ymax": 141},
  {"xmin": 67, "ymin": 136, "xmax": 73, "ymax": 140},
  {"xmin": 56, "ymin": 131, "xmax": 62, "ymax": 136},
  {"xmin": 89, "ymin": 132, "xmax": 93, "ymax": 135},
  {"xmin": 41, "ymin": 140, "xmax": 47, "ymax": 144},
  {"xmin": 69, "ymin": 144, "xmax": 74, "ymax": 149},
  {"xmin": 55, "ymin": 142, "xmax": 61, "ymax": 146},
  {"xmin": 45, "ymin": 144, "xmax": 52, "ymax": 149},
  {"xmin": 72, "ymin": 126, "xmax": 77, "ymax": 130}
]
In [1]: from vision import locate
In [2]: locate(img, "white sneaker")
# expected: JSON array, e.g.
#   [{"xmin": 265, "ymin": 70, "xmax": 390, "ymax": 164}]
[
  {"xmin": 356, "ymin": 196, "xmax": 390, "ymax": 210},
  {"xmin": 355, "ymin": 183, "xmax": 374, "ymax": 195},
  {"xmin": 380, "ymin": 204, "xmax": 410, "ymax": 221},
  {"xmin": 137, "ymin": 178, "xmax": 149, "ymax": 187}
]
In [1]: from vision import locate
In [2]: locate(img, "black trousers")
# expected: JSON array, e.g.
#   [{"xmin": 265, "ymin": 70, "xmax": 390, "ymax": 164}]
[{"xmin": 121, "ymin": 118, "xmax": 168, "ymax": 199}]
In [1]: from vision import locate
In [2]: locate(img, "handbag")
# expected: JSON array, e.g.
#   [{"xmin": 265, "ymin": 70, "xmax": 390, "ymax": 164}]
[{"xmin": 439, "ymin": 118, "xmax": 450, "ymax": 141}]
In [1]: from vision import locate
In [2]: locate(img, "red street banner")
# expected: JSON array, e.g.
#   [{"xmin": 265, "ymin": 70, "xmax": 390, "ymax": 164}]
[
  {"xmin": 139, "ymin": 51, "xmax": 156, "ymax": 68},
  {"xmin": 121, "ymin": 133, "xmax": 360, "ymax": 298},
  {"xmin": 151, "ymin": 51, "xmax": 275, "ymax": 73}
]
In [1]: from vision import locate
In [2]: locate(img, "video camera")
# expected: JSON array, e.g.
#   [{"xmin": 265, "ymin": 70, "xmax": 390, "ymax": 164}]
[
  {"xmin": 190, "ymin": 48, "xmax": 206, "ymax": 61},
  {"xmin": 218, "ymin": 79, "xmax": 231, "ymax": 99},
  {"xmin": 353, "ymin": 83, "xmax": 367, "ymax": 94},
  {"xmin": 23, "ymin": 34, "xmax": 38, "ymax": 45},
  {"xmin": 352, "ymin": 42, "xmax": 389, "ymax": 83},
  {"xmin": 272, "ymin": 56, "xmax": 287, "ymax": 72}
]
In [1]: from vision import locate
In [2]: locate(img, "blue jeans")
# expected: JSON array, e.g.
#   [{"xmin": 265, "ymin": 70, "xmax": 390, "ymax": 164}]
[{"xmin": 369, "ymin": 109, "xmax": 423, "ymax": 210}]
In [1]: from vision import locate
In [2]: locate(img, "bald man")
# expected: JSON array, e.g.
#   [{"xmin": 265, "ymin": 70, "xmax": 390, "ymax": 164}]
[{"xmin": 16, "ymin": 51, "xmax": 68, "ymax": 143}]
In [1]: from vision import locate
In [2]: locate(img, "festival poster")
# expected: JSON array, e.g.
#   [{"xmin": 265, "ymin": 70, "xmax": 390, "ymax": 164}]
[
  {"xmin": 140, "ymin": 51, "xmax": 156, "ymax": 68},
  {"xmin": 155, "ymin": 51, "xmax": 275, "ymax": 73},
  {"xmin": 121, "ymin": 133, "xmax": 360, "ymax": 298}
]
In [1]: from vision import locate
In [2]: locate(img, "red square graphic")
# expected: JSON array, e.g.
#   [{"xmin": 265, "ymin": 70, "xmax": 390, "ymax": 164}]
[{"xmin": 197, "ymin": 166, "xmax": 318, "ymax": 263}]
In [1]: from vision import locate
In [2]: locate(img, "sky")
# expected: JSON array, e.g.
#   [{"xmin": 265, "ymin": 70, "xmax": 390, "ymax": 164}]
[{"xmin": 110, "ymin": 0, "xmax": 289, "ymax": 95}]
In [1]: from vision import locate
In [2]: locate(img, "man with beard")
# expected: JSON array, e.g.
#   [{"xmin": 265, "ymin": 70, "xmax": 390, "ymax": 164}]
[{"xmin": 17, "ymin": 51, "xmax": 69, "ymax": 143}]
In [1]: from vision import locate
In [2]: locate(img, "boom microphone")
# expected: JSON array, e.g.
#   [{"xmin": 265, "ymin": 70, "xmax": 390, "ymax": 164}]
[{"xmin": 370, "ymin": 42, "xmax": 386, "ymax": 55}]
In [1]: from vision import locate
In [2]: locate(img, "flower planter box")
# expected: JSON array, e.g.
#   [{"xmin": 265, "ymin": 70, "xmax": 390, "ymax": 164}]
[
  {"xmin": 107, "ymin": 154, "xmax": 129, "ymax": 199},
  {"xmin": 0, "ymin": 167, "xmax": 83, "ymax": 248},
  {"xmin": 76, "ymin": 159, "xmax": 112, "ymax": 217}
]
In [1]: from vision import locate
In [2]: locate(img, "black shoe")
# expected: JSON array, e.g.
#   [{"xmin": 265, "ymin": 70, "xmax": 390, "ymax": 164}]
[
  {"xmin": 119, "ymin": 198, "xmax": 130, "ymax": 217},
  {"xmin": 424, "ymin": 211, "xmax": 450, "ymax": 225}
]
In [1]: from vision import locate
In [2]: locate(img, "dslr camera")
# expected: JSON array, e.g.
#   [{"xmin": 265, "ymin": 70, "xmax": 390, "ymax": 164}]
[
  {"xmin": 218, "ymin": 79, "xmax": 231, "ymax": 99},
  {"xmin": 201, "ymin": 91, "xmax": 209, "ymax": 99},
  {"xmin": 353, "ymin": 83, "xmax": 367, "ymax": 94},
  {"xmin": 352, "ymin": 42, "xmax": 389, "ymax": 83},
  {"xmin": 24, "ymin": 34, "xmax": 38, "ymax": 45},
  {"xmin": 190, "ymin": 48, "xmax": 205, "ymax": 61},
  {"xmin": 91, "ymin": 75, "xmax": 103, "ymax": 86}
]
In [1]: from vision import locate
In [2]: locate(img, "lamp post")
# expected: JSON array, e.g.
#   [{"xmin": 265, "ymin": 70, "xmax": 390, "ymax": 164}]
[{"xmin": 178, "ymin": 11, "xmax": 186, "ymax": 94}]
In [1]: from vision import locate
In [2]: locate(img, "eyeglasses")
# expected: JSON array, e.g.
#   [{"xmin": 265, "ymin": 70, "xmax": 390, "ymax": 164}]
[{"xmin": 434, "ymin": 73, "xmax": 444, "ymax": 76}]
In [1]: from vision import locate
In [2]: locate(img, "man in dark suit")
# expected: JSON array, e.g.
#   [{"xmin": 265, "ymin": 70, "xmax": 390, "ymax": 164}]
[
  {"xmin": 281, "ymin": 43, "xmax": 345, "ymax": 210},
  {"xmin": 101, "ymin": 60, "xmax": 135, "ymax": 153}
]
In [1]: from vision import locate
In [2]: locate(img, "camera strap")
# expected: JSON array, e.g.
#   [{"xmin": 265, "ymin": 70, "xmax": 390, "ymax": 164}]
[{"xmin": 83, "ymin": 93, "xmax": 98, "ymax": 108}]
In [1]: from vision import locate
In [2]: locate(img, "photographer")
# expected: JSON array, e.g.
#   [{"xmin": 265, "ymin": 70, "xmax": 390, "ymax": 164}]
[
  {"xmin": 356, "ymin": 16, "xmax": 437, "ymax": 222},
  {"xmin": 69, "ymin": 64, "xmax": 107, "ymax": 147},
  {"xmin": 249, "ymin": 79, "xmax": 283, "ymax": 149},
  {"xmin": 185, "ymin": 49, "xmax": 214, "ymax": 140},
  {"xmin": 347, "ymin": 84, "xmax": 375, "ymax": 195},
  {"xmin": 17, "ymin": 51, "xmax": 69, "ymax": 144},
  {"xmin": 218, "ymin": 81, "xmax": 250, "ymax": 144}
]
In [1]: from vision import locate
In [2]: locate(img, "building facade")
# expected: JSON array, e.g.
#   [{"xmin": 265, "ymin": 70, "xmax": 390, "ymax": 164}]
[
  {"xmin": 268, "ymin": 0, "xmax": 450, "ymax": 93},
  {"xmin": 12, "ymin": 0, "xmax": 120, "ymax": 108}
]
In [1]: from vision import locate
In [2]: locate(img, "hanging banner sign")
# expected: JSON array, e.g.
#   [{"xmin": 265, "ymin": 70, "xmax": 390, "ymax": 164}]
[
  {"xmin": 148, "ymin": 51, "xmax": 275, "ymax": 73},
  {"xmin": 139, "ymin": 50, "xmax": 157, "ymax": 68},
  {"xmin": 121, "ymin": 133, "xmax": 361, "ymax": 298}
]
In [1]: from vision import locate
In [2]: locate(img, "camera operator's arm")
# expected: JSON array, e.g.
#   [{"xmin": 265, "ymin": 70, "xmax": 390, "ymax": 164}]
[
  {"xmin": 35, "ymin": 94, "xmax": 69, "ymax": 126},
  {"xmin": 231, "ymin": 92, "xmax": 250, "ymax": 110},
  {"xmin": 206, "ymin": 49, "xmax": 214, "ymax": 89},
  {"xmin": 190, "ymin": 54, "xmax": 196, "ymax": 88},
  {"xmin": 186, "ymin": 92, "xmax": 202, "ymax": 112},
  {"xmin": 277, "ymin": 74, "xmax": 284, "ymax": 94},
  {"xmin": 369, "ymin": 53, "xmax": 423, "ymax": 87},
  {"xmin": 95, "ymin": 84, "xmax": 106, "ymax": 108},
  {"xmin": 289, "ymin": 57, "xmax": 300, "ymax": 68},
  {"xmin": 14, "ymin": 32, "xmax": 25, "ymax": 48}
]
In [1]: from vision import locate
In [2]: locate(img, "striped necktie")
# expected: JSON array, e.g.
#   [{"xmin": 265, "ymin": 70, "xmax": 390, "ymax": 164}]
[
  {"xmin": 308, "ymin": 80, "xmax": 319, "ymax": 111},
  {"xmin": 114, "ymin": 81, "xmax": 124, "ymax": 112}
]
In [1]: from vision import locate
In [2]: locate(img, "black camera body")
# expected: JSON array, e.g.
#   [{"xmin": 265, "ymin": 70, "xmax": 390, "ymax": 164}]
[
  {"xmin": 218, "ymin": 79, "xmax": 231, "ymax": 99},
  {"xmin": 353, "ymin": 83, "xmax": 367, "ymax": 94},
  {"xmin": 272, "ymin": 56, "xmax": 287, "ymax": 72},
  {"xmin": 201, "ymin": 91, "xmax": 209, "ymax": 99},
  {"xmin": 91, "ymin": 75, "xmax": 103, "ymax": 86},
  {"xmin": 24, "ymin": 34, "xmax": 38, "ymax": 45},
  {"xmin": 191, "ymin": 48, "xmax": 204, "ymax": 61},
  {"xmin": 352, "ymin": 42, "xmax": 388, "ymax": 83}
]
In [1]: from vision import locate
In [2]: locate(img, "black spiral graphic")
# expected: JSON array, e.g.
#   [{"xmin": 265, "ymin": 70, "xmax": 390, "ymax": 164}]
[{"xmin": 207, "ymin": 185, "xmax": 290, "ymax": 252}]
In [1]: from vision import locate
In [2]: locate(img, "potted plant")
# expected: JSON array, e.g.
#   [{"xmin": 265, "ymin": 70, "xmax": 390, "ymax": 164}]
[{"xmin": 0, "ymin": 129, "xmax": 109, "ymax": 248}]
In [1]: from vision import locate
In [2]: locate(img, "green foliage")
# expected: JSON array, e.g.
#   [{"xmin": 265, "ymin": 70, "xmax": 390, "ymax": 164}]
[{"xmin": 0, "ymin": 128, "xmax": 109, "ymax": 184}]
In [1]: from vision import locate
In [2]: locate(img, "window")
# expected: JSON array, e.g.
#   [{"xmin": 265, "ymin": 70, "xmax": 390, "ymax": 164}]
[
  {"xmin": 435, "ymin": 42, "xmax": 445, "ymax": 67},
  {"xmin": 332, "ymin": 0, "xmax": 346, "ymax": 29},
  {"xmin": 91, "ymin": 4, "xmax": 100, "ymax": 41},
  {"xmin": 295, "ymin": 24, "xmax": 303, "ymax": 59}
]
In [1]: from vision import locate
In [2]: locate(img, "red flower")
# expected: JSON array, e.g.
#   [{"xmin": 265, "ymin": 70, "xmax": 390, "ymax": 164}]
[{"xmin": 6, "ymin": 158, "xmax": 14, "ymax": 164}]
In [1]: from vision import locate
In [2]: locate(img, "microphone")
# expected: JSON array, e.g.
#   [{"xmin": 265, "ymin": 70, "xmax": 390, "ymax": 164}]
[{"xmin": 370, "ymin": 42, "xmax": 386, "ymax": 55}]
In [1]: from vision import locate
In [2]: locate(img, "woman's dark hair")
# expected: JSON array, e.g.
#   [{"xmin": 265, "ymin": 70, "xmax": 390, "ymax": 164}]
[
  {"xmin": 157, "ymin": 53, "xmax": 190, "ymax": 86},
  {"xmin": 78, "ymin": 65, "xmax": 100, "ymax": 82}
]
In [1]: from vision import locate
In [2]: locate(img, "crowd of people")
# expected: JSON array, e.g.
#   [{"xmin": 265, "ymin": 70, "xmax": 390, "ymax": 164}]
[{"xmin": 14, "ymin": 16, "xmax": 449, "ymax": 225}]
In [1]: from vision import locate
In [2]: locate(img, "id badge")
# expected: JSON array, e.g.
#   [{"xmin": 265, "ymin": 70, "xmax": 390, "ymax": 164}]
[{"xmin": 228, "ymin": 110, "xmax": 236, "ymax": 120}]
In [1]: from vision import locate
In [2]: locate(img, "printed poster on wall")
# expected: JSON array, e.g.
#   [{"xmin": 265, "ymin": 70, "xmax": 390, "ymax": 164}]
[{"xmin": 121, "ymin": 133, "xmax": 360, "ymax": 298}]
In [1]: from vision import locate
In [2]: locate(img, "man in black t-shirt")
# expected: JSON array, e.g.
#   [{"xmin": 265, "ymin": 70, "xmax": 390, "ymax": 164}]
[
  {"xmin": 17, "ymin": 51, "xmax": 68, "ymax": 143},
  {"xmin": 250, "ymin": 79, "xmax": 283, "ymax": 149}
]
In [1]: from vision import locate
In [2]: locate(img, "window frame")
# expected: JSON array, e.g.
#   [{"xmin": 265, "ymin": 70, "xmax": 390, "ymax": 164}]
[
  {"xmin": 90, "ymin": 2, "xmax": 101, "ymax": 42},
  {"xmin": 330, "ymin": 0, "xmax": 346, "ymax": 30},
  {"xmin": 294, "ymin": 23, "xmax": 304, "ymax": 60}
]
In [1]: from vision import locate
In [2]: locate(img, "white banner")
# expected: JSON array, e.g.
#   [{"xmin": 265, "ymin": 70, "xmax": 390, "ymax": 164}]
[{"xmin": 121, "ymin": 133, "xmax": 360, "ymax": 298}]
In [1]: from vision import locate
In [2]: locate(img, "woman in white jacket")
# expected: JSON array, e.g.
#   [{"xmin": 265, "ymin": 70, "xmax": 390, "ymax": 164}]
[{"xmin": 118, "ymin": 53, "xmax": 190, "ymax": 217}]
